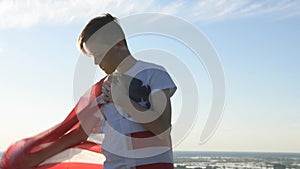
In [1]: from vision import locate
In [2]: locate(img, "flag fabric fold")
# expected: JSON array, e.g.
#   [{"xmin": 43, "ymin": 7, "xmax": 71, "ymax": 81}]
[{"xmin": 1, "ymin": 77, "xmax": 107, "ymax": 169}]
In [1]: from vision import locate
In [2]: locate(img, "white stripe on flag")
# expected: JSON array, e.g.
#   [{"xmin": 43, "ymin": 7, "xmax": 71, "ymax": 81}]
[{"xmin": 39, "ymin": 148, "xmax": 105, "ymax": 166}]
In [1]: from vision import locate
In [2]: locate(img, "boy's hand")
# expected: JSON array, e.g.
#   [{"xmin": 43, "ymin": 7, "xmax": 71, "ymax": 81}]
[
  {"xmin": 102, "ymin": 78, "xmax": 112, "ymax": 103},
  {"xmin": 102, "ymin": 74, "xmax": 130, "ymax": 106}
]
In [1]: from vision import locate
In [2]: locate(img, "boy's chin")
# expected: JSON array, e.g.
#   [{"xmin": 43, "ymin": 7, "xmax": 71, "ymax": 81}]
[{"xmin": 103, "ymin": 68, "xmax": 115, "ymax": 75}]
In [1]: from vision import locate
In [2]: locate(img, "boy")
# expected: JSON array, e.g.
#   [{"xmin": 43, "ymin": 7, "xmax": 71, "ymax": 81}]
[
  {"xmin": 23, "ymin": 13, "xmax": 177, "ymax": 169},
  {"xmin": 79, "ymin": 13, "xmax": 177, "ymax": 169}
]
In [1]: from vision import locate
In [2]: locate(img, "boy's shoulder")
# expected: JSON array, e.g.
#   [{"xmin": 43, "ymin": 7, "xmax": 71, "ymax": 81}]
[{"xmin": 136, "ymin": 60, "xmax": 167, "ymax": 72}]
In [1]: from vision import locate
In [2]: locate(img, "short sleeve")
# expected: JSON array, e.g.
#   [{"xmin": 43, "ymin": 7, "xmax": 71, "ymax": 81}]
[{"xmin": 149, "ymin": 68, "xmax": 177, "ymax": 98}]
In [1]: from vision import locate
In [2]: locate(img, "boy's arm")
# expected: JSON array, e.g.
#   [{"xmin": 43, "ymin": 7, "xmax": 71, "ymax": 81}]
[
  {"xmin": 105, "ymin": 83, "xmax": 172, "ymax": 140},
  {"xmin": 129, "ymin": 89, "xmax": 172, "ymax": 137}
]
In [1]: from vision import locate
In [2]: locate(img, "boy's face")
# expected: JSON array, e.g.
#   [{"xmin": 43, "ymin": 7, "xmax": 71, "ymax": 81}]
[
  {"xmin": 83, "ymin": 22, "xmax": 125, "ymax": 74},
  {"xmin": 83, "ymin": 34, "xmax": 110, "ymax": 65},
  {"xmin": 83, "ymin": 35, "xmax": 120, "ymax": 74}
]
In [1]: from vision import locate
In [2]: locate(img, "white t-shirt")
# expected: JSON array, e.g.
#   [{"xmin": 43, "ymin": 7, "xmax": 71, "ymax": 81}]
[{"xmin": 101, "ymin": 60, "xmax": 177, "ymax": 168}]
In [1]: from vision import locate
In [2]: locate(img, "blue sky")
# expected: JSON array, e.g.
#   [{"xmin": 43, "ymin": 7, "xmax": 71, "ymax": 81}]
[{"xmin": 0, "ymin": 0, "xmax": 299, "ymax": 152}]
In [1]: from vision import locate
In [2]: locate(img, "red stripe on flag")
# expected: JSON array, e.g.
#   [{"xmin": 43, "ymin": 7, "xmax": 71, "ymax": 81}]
[
  {"xmin": 133, "ymin": 163, "xmax": 174, "ymax": 169},
  {"xmin": 130, "ymin": 131, "xmax": 171, "ymax": 149},
  {"xmin": 36, "ymin": 163, "xmax": 103, "ymax": 169}
]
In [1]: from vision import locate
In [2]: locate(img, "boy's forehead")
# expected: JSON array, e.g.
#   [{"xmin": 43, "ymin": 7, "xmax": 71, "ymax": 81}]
[
  {"xmin": 84, "ymin": 21, "xmax": 125, "ymax": 54},
  {"xmin": 84, "ymin": 34, "xmax": 108, "ymax": 55}
]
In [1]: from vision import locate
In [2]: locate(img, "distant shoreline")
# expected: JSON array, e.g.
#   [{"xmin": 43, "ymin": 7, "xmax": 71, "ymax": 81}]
[
  {"xmin": 174, "ymin": 150, "xmax": 300, "ymax": 154},
  {"xmin": 1, "ymin": 150, "xmax": 300, "ymax": 154},
  {"xmin": 2, "ymin": 150, "xmax": 300, "ymax": 168},
  {"xmin": 2, "ymin": 150, "xmax": 300, "ymax": 158}
]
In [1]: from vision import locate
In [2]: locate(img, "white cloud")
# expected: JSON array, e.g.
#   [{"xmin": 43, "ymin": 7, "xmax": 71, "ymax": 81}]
[
  {"xmin": 0, "ymin": 0, "xmax": 299, "ymax": 29},
  {"xmin": 185, "ymin": 0, "xmax": 300, "ymax": 22},
  {"xmin": 0, "ymin": 0, "xmax": 157, "ymax": 29}
]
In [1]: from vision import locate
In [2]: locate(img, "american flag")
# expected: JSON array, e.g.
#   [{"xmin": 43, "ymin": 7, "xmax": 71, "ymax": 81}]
[
  {"xmin": 1, "ymin": 77, "xmax": 107, "ymax": 169},
  {"xmin": 1, "ymin": 74, "xmax": 173, "ymax": 169}
]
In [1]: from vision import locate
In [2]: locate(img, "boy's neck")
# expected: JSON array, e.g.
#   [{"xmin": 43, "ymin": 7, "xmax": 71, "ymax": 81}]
[{"xmin": 116, "ymin": 55, "xmax": 137, "ymax": 73}]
